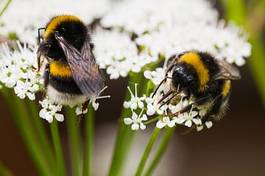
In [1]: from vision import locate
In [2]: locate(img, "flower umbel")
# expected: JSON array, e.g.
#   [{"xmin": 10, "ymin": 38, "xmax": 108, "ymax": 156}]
[
  {"xmin": 39, "ymin": 98, "xmax": 64, "ymax": 123},
  {"xmin": 124, "ymin": 111, "xmax": 148, "ymax": 131},
  {"xmin": 0, "ymin": 42, "xmax": 43, "ymax": 100}
]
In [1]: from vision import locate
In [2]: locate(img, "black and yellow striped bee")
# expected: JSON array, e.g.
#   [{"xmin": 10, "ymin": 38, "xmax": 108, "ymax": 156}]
[
  {"xmin": 155, "ymin": 51, "xmax": 241, "ymax": 124},
  {"xmin": 37, "ymin": 15, "xmax": 104, "ymax": 107}
]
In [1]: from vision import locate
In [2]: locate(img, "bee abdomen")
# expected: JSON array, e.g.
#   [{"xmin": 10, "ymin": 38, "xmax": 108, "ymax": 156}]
[{"xmin": 49, "ymin": 75, "xmax": 82, "ymax": 94}]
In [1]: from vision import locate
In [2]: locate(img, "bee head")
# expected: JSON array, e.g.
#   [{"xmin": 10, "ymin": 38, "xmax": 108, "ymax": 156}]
[
  {"xmin": 172, "ymin": 64, "xmax": 198, "ymax": 92},
  {"xmin": 53, "ymin": 20, "xmax": 87, "ymax": 50},
  {"xmin": 38, "ymin": 15, "xmax": 88, "ymax": 60}
]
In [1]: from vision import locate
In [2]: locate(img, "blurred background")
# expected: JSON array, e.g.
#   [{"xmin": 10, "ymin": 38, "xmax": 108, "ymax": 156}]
[{"xmin": 0, "ymin": 0, "xmax": 264, "ymax": 176}]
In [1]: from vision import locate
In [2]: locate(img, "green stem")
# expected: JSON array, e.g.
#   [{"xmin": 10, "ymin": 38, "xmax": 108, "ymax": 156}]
[
  {"xmin": 66, "ymin": 108, "xmax": 82, "ymax": 176},
  {"xmin": 0, "ymin": 162, "xmax": 12, "ymax": 176},
  {"xmin": 135, "ymin": 128, "xmax": 161, "ymax": 176},
  {"xmin": 108, "ymin": 73, "xmax": 142, "ymax": 176},
  {"xmin": 1, "ymin": 89, "xmax": 52, "ymax": 176},
  {"xmin": 50, "ymin": 120, "xmax": 66, "ymax": 176},
  {"xmin": 0, "ymin": 0, "xmax": 12, "ymax": 17},
  {"xmin": 83, "ymin": 105, "xmax": 94, "ymax": 176},
  {"xmin": 27, "ymin": 100, "xmax": 55, "ymax": 167},
  {"xmin": 144, "ymin": 116, "xmax": 160, "ymax": 125},
  {"xmin": 145, "ymin": 127, "xmax": 175, "ymax": 176}
]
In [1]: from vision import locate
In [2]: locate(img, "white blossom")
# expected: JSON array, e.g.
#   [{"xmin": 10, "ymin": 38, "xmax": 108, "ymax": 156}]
[
  {"xmin": 0, "ymin": 42, "xmax": 43, "ymax": 99},
  {"xmin": 136, "ymin": 22, "xmax": 251, "ymax": 66},
  {"xmin": 93, "ymin": 29, "xmax": 156, "ymax": 79},
  {"xmin": 102, "ymin": 0, "xmax": 218, "ymax": 34},
  {"xmin": 197, "ymin": 121, "xmax": 213, "ymax": 131},
  {"xmin": 123, "ymin": 84, "xmax": 145, "ymax": 110},
  {"xmin": 124, "ymin": 112, "xmax": 148, "ymax": 131},
  {"xmin": 0, "ymin": 0, "xmax": 111, "ymax": 44},
  {"xmin": 39, "ymin": 98, "xmax": 64, "ymax": 123},
  {"xmin": 175, "ymin": 111, "xmax": 201, "ymax": 127},
  {"xmin": 144, "ymin": 68, "xmax": 165, "ymax": 85},
  {"xmin": 156, "ymin": 116, "xmax": 175, "ymax": 128},
  {"xmin": 75, "ymin": 105, "xmax": 88, "ymax": 116}
]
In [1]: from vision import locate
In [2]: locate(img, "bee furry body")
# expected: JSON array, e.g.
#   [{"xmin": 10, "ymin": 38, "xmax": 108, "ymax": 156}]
[
  {"xmin": 157, "ymin": 51, "xmax": 240, "ymax": 123},
  {"xmin": 38, "ymin": 15, "xmax": 104, "ymax": 106}
]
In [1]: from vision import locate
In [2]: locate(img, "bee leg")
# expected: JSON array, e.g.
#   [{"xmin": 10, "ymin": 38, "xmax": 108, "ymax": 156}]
[
  {"xmin": 201, "ymin": 95, "xmax": 223, "ymax": 124},
  {"xmin": 77, "ymin": 100, "xmax": 90, "ymax": 124},
  {"xmin": 152, "ymin": 77, "xmax": 168, "ymax": 98},
  {"xmin": 170, "ymin": 96, "xmax": 210, "ymax": 116},
  {"xmin": 157, "ymin": 90, "xmax": 174, "ymax": 104},
  {"xmin": 181, "ymin": 126, "xmax": 196, "ymax": 135},
  {"xmin": 44, "ymin": 64, "xmax": 50, "ymax": 87},
  {"xmin": 159, "ymin": 93, "xmax": 178, "ymax": 108}
]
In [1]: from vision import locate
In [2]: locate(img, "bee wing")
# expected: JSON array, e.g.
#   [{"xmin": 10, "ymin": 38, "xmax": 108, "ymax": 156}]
[
  {"xmin": 55, "ymin": 32, "xmax": 104, "ymax": 97},
  {"xmin": 215, "ymin": 60, "xmax": 241, "ymax": 80}
]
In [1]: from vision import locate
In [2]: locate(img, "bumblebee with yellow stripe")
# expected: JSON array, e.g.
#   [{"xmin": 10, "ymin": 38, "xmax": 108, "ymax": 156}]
[
  {"xmin": 155, "ymin": 51, "xmax": 241, "ymax": 125},
  {"xmin": 37, "ymin": 15, "xmax": 104, "ymax": 107}
]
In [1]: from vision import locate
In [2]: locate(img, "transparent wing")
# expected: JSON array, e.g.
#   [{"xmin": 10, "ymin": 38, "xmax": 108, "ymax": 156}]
[
  {"xmin": 55, "ymin": 32, "xmax": 104, "ymax": 97},
  {"xmin": 215, "ymin": 59, "xmax": 241, "ymax": 80}
]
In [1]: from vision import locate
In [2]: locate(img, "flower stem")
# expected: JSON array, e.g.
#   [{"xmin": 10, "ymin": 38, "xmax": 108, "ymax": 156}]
[
  {"xmin": 83, "ymin": 105, "xmax": 94, "ymax": 176},
  {"xmin": 108, "ymin": 73, "xmax": 142, "ymax": 176},
  {"xmin": 144, "ymin": 116, "xmax": 160, "ymax": 125},
  {"xmin": 50, "ymin": 120, "xmax": 66, "ymax": 176},
  {"xmin": 0, "ymin": 162, "xmax": 12, "ymax": 176},
  {"xmin": 135, "ymin": 127, "xmax": 161, "ymax": 176},
  {"xmin": 27, "ymin": 100, "xmax": 55, "ymax": 167},
  {"xmin": 144, "ymin": 127, "xmax": 175, "ymax": 176},
  {"xmin": 1, "ymin": 89, "xmax": 52, "ymax": 176},
  {"xmin": 0, "ymin": 0, "xmax": 12, "ymax": 17},
  {"xmin": 66, "ymin": 108, "xmax": 82, "ymax": 176}
]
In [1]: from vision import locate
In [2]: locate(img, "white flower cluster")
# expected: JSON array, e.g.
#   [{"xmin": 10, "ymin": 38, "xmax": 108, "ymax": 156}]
[
  {"xmin": 97, "ymin": 0, "xmax": 250, "ymax": 81},
  {"xmin": 123, "ymin": 83, "xmax": 212, "ymax": 131},
  {"xmin": 39, "ymin": 98, "xmax": 64, "ymax": 123},
  {"xmin": 93, "ymin": 29, "xmax": 156, "ymax": 79},
  {"xmin": 136, "ymin": 22, "xmax": 251, "ymax": 66},
  {"xmin": 0, "ymin": 42, "xmax": 43, "ymax": 100},
  {"xmin": 0, "ymin": 0, "xmax": 111, "ymax": 44},
  {"xmin": 144, "ymin": 68, "xmax": 165, "ymax": 86},
  {"xmin": 102, "ymin": 0, "xmax": 218, "ymax": 34}
]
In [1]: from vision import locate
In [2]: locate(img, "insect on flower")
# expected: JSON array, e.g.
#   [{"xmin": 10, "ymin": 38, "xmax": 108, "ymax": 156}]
[
  {"xmin": 37, "ymin": 15, "xmax": 105, "ymax": 109},
  {"xmin": 153, "ymin": 51, "xmax": 241, "ymax": 129}
]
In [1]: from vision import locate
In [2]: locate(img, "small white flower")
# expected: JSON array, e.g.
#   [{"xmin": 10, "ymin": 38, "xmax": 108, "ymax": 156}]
[
  {"xmin": 0, "ymin": 0, "xmax": 111, "ymax": 44},
  {"xmin": 123, "ymin": 84, "xmax": 146, "ymax": 110},
  {"xmin": 144, "ymin": 68, "xmax": 165, "ymax": 85},
  {"xmin": 205, "ymin": 121, "xmax": 213, "ymax": 128},
  {"xmin": 176, "ymin": 110, "xmax": 201, "ymax": 127},
  {"xmin": 93, "ymin": 29, "xmax": 156, "ymax": 79},
  {"xmin": 0, "ymin": 42, "xmax": 43, "ymax": 100},
  {"xmin": 75, "ymin": 105, "xmax": 88, "ymax": 116},
  {"xmin": 196, "ymin": 121, "xmax": 213, "ymax": 131},
  {"xmin": 124, "ymin": 112, "xmax": 148, "ymax": 131},
  {"xmin": 156, "ymin": 116, "xmax": 175, "ymax": 128},
  {"xmin": 39, "ymin": 98, "xmax": 64, "ymax": 123}
]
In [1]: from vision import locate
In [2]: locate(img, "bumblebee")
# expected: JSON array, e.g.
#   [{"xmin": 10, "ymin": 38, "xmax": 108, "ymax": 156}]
[
  {"xmin": 155, "ymin": 51, "xmax": 241, "ymax": 123},
  {"xmin": 37, "ymin": 15, "xmax": 104, "ymax": 107}
]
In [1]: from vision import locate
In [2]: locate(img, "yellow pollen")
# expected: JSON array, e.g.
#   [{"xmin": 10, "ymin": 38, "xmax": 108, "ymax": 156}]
[
  {"xmin": 222, "ymin": 80, "xmax": 231, "ymax": 96},
  {"xmin": 179, "ymin": 52, "xmax": 209, "ymax": 91},
  {"xmin": 50, "ymin": 61, "xmax": 72, "ymax": 77}
]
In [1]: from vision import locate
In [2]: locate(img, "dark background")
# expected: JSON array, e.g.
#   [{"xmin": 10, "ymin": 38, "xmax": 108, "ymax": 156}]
[{"xmin": 0, "ymin": 0, "xmax": 264, "ymax": 175}]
